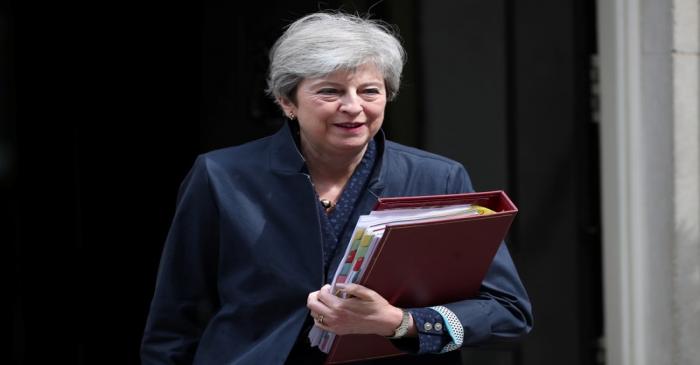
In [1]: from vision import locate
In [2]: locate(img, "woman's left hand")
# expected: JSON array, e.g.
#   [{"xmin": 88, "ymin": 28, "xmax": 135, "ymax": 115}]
[{"xmin": 307, "ymin": 283, "xmax": 406, "ymax": 336}]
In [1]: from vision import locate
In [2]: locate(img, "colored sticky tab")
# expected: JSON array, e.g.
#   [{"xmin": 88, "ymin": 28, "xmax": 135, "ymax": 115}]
[
  {"xmin": 474, "ymin": 205, "xmax": 496, "ymax": 215},
  {"xmin": 354, "ymin": 234, "xmax": 373, "ymax": 260},
  {"xmin": 340, "ymin": 229, "xmax": 365, "ymax": 275}
]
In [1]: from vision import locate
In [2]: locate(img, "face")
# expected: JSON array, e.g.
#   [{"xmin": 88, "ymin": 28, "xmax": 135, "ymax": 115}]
[{"xmin": 280, "ymin": 63, "xmax": 387, "ymax": 158}]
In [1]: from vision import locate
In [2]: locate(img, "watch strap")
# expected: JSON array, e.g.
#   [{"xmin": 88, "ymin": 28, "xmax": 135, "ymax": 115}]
[{"xmin": 387, "ymin": 309, "xmax": 410, "ymax": 339}]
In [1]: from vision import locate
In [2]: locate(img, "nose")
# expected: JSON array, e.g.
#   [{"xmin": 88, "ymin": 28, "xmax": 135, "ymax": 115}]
[{"xmin": 339, "ymin": 91, "xmax": 363, "ymax": 115}]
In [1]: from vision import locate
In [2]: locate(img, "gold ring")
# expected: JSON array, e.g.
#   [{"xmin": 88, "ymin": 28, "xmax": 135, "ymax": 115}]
[{"xmin": 318, "ymin": 314, "xmax": 324, "ymax": 325}]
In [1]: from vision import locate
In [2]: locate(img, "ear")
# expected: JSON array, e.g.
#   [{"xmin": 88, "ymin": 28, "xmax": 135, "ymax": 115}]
[{"xmin": 277, "ymin": 97, "xmax": 296, "ymax": 118}]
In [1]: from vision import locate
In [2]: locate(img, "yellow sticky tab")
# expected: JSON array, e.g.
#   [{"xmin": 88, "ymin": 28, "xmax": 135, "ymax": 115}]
[
  {"xmin": 474, "ymin": 205, "xmax": 496, "ymax": 215},
  {"xmin": 360, "ymin": 234, "xmax": 373, "ymax": 247}
]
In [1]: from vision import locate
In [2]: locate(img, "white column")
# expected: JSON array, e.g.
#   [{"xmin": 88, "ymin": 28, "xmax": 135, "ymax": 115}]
[
  {"xmin": 672, "ymin": 1, "xmax": 700, "ymax": 364},
  {"xmin": 598, "ymin": 0, "xmax": 700, "ymax": 364},
  {"xmin": 597, "ymin": 2, "xmax": 640, "ymax": 364}
]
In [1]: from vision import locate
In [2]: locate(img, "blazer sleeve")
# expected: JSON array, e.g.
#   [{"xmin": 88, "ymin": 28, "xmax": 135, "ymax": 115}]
[
  {"xmin": 141, "ymin": 156, "xmax": 221, "ymax": 365},
  {"xmin": 442, "ymin": 163, "xmax": 533, "ymax": 345}
]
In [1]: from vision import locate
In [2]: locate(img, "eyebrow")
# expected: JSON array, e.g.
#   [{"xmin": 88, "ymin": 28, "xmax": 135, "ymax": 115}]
[{"xmin": 308, "ymin": 80, "xmax": 385, "ymax": 89}]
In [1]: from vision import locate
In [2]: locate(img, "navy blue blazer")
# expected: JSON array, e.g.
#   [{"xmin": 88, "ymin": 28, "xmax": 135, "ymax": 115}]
[{"xmin": 141, "ymin": 122, "xmax": 533, "ymax": 364}]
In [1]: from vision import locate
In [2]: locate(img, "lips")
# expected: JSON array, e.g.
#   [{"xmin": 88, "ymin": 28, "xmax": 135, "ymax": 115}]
[{"xmin": 334, "ymin": 122, "xmax": 364, "ymax": 129}]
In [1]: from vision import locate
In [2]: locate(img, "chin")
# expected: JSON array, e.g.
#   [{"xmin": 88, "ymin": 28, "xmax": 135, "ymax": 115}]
[
  {"xmin": 331, "ymin": 140, "xmax": 371, "ymax": 153},
  {"xmin": 334, "ymin": 143, "xmax": 367, "ymax": 151}
]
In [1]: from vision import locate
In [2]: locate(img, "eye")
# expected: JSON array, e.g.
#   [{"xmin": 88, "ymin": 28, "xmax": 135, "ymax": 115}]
[
  {"xmin": 317, "ymin": 88, "xmax": 339, "ymax": 95},
  {"xmin": 363, "ymin": 88, "xmax": 381, "ymax": 95}
]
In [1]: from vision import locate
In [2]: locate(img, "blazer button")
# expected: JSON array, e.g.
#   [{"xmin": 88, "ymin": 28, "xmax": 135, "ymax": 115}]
[
  {"xmin": 434, "ymin": 322, "xmax": 443, "ymax": 332},
  {"xmin": 423, "ymin": 322, "xmax": 433, "ymax": 331}
]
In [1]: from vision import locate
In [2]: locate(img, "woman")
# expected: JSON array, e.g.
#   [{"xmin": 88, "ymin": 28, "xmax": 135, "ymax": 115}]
[{"xmin": 141, "ymin": 12, "xmax": 532, "ymax": 365}]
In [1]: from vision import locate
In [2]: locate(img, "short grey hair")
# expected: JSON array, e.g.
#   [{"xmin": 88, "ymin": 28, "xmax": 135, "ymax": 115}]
[{"xmin": 266, "ymin": 12, "xmax": 406, "ymax": 103}]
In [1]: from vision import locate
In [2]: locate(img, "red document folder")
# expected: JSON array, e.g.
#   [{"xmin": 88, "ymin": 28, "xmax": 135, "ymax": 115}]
[{"xmin": 324, "ymin": 190, "xmax": 518, "ymax": 364}]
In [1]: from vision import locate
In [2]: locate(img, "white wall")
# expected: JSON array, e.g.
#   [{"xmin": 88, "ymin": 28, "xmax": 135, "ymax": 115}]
[
  {"xmin": 671, "ymin": 1, "xmax": 700, "ymax": 363},
  {"xmin": 597, "ymin": 0, "xmax": 700, "ymax": 364}
]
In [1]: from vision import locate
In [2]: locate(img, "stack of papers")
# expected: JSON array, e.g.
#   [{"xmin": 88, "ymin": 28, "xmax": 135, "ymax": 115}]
[{"xmin": 308, "ymin": 203, "xmax": 495, "ymax": 353}]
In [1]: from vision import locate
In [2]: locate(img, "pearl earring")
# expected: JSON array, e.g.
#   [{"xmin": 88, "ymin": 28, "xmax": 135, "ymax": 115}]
[{"xmin": 288, "ymin": 111, "xmax": 295, "ymax": 120}]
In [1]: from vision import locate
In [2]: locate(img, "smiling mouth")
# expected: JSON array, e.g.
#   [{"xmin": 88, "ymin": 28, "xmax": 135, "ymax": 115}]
[{"xmin": 335, "ymin": 122, "xmax": 364, "ymax": 129}]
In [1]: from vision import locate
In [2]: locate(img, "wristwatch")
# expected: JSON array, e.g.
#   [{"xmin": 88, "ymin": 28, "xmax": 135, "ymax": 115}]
[{"xmin": 388, "ymin": 309, "xmax": 410, "ymax": 339}]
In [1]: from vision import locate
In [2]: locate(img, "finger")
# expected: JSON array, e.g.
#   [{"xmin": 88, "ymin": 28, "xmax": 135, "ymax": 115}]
[
  {"xmin": 310, "ymin": 309, "xmax": 334, "ymax": 329},
  {"xmin": 307, "ymin": 290, "xmax": 331, "ymax": 314},
  {"xmin": 313, "ymin": 318, "xmax": 332, "ymax": 332},
  {"xmin": 308, "ymin": 290, "xmax": 318, "ymax": 301},
  {"xmin": 307, "ymin": 290, "xmax": 319, "ymax": 307},
  {"xmin": 335, "ymin": 283, "xmax": 377, "ymax": 301},
  {"xmin": 308, "ymin": 298, "xmax": 329, "ymax": 314},
  {"xmin": 318, "ymin": 284, "xmax": 343, "ymax": 307}
]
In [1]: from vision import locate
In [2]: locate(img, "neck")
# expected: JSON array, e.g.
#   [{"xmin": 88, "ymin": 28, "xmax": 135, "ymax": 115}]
[
  {"xmin": 303, "ymin": 145, "xmax": 366, "ymax": 184},
  {"xmin": 301, "ymin": 141, "xmax": 367, "ymax": 198}
]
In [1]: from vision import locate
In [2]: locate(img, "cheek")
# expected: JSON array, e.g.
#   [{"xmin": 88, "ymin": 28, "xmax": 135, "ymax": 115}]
[
  {"xmin": 298, "ymin": 102, "xmax": 335, "ymax": 125},
  {"xmin": 366, "ymin": 103, "xmax": 386, "ymax": 119},
  {"xmin": 307, "ymin": 100, "xmax": 339, "ymax": 117}
]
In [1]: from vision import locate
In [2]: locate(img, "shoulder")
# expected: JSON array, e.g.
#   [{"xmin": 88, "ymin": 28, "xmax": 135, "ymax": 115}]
[
  {"xmin": 384, "ymin": 140, "xmax": 463, "ymax": 171},
  {"xmin": 381, "ymin": 140, "xmax": 473, "ymax": 194},
  {"xmin": 196, "ymin": 134, "xmax": 275, "ymax": 171},
  {"xmin": 175, "ymin": 135, "xmax": 278, "ymax": 200}
]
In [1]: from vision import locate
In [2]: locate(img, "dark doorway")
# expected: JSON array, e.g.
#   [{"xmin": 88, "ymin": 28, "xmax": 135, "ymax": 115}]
[
  {"xmin": 11, "ymin": 1, "xmax": 601, "ymax": 364},
  {"xmin": 418, "ymin": 1, "xmax": 602, "ymax": 364}
]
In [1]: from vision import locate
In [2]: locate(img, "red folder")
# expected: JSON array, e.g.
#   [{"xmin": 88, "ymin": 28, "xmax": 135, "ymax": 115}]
[{"xmin": 324, "ymin": 190, "xmax": 518, "ymax": 364}]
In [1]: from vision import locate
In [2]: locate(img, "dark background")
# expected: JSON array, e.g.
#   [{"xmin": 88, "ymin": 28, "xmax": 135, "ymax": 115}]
[{"xmin": 7, "ymin": 1, "xmax": 602, "ymax": 364}]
